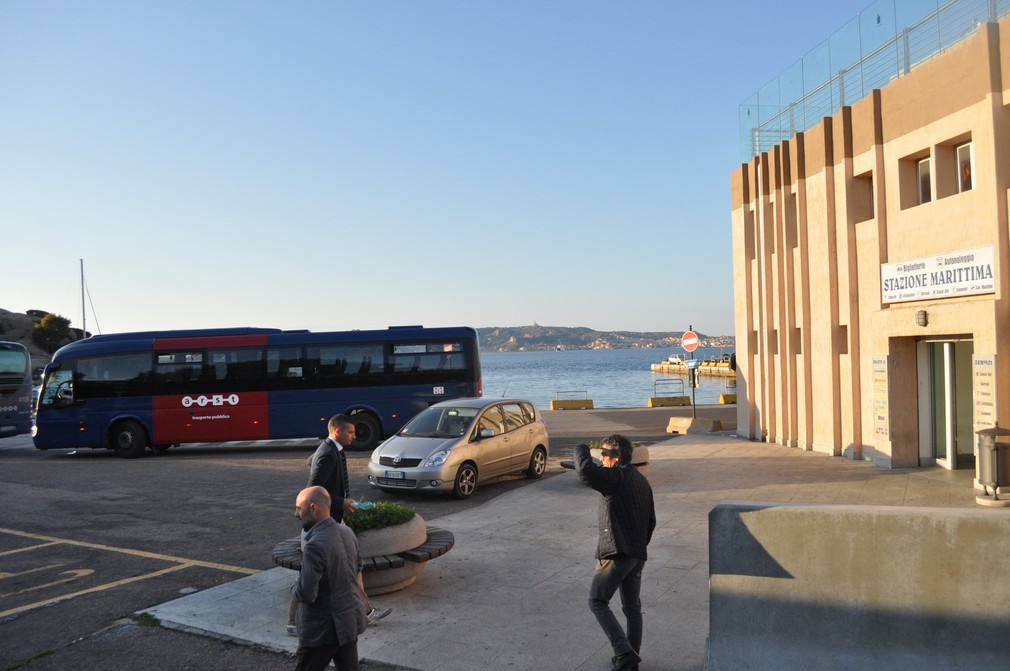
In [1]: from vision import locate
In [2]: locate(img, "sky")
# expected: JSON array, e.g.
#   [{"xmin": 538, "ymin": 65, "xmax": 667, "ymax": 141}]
[{"xmin": 1, "ymin": 0, "xmax": 870, "ymax": 338}]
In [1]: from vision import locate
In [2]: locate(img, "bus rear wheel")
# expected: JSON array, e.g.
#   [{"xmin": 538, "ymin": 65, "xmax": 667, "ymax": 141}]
[
  {"xmin": 111, "ymin": 420, "xmax": 148, "ymax": 458},
  {"xmin": 349, "ymin": 413, "xmax": 381, "ymax": 451}
]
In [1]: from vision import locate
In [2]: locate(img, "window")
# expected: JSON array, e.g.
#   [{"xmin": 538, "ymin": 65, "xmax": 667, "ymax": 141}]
[
  {"xmin": 307, "ymin": 344, "xmax": 383, "ymax": 379},
  {"xmin": 156, "ymin": 351, "xmax": 204, "ymax": 382},
  {"xmin": 501, "ymin": 403, "xmax": 528, "ymax": 432},
  {"xmin": 956, "ymin": 142, "xmax": 972, "ymax": 193},
  {"xmin": 477, "ymin": 405, "xmax": 505, "ymax": 437},
  {"xmin": 208, "ymin": 348, "xmax": 263, "ymax": 381},
  {"xmin": 77, "ymin": 353, "xmax": 152, "ymax": 397},
  {"xmin": 917, "ymin": 158, "xmax": 932, "ymax": 204},
  {"xmin": 391, "ymin": 342, "xmax": 465, "ymax": 373}
]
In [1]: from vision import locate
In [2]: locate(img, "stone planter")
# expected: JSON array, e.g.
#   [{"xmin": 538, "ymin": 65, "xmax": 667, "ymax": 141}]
[{"xmin": 358, "ymin": 513, "xmax": 428, "ymax": 595}]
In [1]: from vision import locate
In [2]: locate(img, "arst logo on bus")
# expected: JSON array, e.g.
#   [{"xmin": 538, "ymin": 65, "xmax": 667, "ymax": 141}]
[{"xmin": 182, "ymin": 394, "xmax": 240, "ymax": 408}]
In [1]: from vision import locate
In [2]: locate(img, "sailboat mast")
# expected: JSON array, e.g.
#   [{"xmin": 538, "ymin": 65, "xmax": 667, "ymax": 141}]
[{"xmin": 80, "ymin": 258, "xmax": 85, "ymax": 338}]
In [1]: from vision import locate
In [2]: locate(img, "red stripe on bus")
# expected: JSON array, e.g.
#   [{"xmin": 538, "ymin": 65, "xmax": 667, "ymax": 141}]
[{"xmin": 153, "ymin": 335, "xmax": 270, "ymax": 350}]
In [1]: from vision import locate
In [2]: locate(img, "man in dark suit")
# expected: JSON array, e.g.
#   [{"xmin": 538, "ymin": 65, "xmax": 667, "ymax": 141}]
[
  {"xmin": 306, "ymin": 414, "xmax": 391, "ymax": 625},
  {"xmin": 575, "ymin": 434, "xmax": 657, "ymax": 671},
  {"xmin": 292, "ymin": 486, "xmax": 368, "ymax": 671},
  {"xmin": 307, "ymin": 414, "xmax": 357, "ymax": 523}
]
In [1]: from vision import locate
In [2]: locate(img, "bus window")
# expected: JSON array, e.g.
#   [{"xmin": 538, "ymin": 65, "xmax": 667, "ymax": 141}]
[
  {"xmin": 307, "ymin": 344, "xmax": 383, "ymax": 380},
  {"xmin": 267, "ymin": 347, "xmax": 302, "ymax": 378},
  {"xmin": 156, "ymin": 351, "xmax": 204, "ymax": 384},
  {"xmin": 208, "ymin": 348, "xmax": 263, "ymax": 381},
  {"xmin": 77, "ymin": 353, "xmax": 152, "ymax": 397},
  {"xmin": 38, "ymin": 369, "xmax": 74, "ymax": 409}
]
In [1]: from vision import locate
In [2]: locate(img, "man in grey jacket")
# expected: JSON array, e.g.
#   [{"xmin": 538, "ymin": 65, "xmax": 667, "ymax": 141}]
[
  {"xmin": 574, "ymin": 434, "xmax": 657, "ymax": 671},
  {"xmin": 292, "ymin": 486, "xmax": 368, "ymax": 671}
]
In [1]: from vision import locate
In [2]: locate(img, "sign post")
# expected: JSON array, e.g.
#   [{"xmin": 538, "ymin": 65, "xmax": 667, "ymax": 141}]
[{"xmin": 682, "ymin": 327, "xmax": 699, "ymax": 418}]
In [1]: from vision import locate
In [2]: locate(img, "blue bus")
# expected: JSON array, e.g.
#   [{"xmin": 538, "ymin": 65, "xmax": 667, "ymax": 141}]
[
  {"xmin": 0, "ymin": 341, "xmax": 34, "ymax": 438},
  {"xmin": 33, "ymin": 325, "xmax": 481, "ymax": 457}
]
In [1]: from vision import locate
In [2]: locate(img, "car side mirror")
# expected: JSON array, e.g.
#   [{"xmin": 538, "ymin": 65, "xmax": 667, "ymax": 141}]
[{"xmin": 478, "ymin": 428, "xmax": 493, "ymax": 440}]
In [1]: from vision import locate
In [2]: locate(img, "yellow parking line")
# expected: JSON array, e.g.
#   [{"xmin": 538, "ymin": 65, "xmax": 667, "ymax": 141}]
[
  {"xmin": 0, "ymin": 542, "xmax": 62, "ymax": 557},
  {"xmin": 0, "ymin": 563, "xmax": 192, "ymax": 619},
  {"xmin": 0, "ymin": 527, "xmax": 260, "ymax": 575}
]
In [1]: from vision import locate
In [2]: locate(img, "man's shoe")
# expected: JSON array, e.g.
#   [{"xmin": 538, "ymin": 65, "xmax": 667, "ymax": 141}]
[
  {"xmin": 612, "ymin": 650, "xmax": 641, "ymax": 671},
  {"xmin": 366, "ymin": 606, "xmax": 392, "ymax": 625}
]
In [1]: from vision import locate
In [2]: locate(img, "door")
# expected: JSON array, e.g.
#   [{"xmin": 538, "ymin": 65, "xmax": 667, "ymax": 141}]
[
  {"xmin": 473, "ymin": 404, "xmax": 511, "ymax": 477},
  {"xmin": 918, "ymin": 340, "xmax": 975, "ymax": 469}
]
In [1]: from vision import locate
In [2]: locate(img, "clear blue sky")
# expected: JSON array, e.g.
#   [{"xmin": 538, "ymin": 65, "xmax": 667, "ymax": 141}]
[{"xmin": 2, "ymin": 0, "xmax": 868, "ymax": 338}]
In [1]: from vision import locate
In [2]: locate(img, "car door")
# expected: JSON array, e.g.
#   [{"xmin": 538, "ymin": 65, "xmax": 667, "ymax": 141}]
[
  {"xmin": 501, "ymin": 402, "xmax": 535, "ymax": 469},
  {"xmin": 473, "ymin": 404, "xmax": 510, "ymax": 478}
]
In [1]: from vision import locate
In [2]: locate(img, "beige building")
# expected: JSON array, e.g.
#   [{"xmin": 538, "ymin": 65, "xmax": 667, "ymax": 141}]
[{"xmin": 731, "ymin": 16, "xmax": 1010, "ymax": 488}]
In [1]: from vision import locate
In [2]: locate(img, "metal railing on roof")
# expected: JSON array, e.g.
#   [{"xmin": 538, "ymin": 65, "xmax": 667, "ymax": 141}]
[{"xmin": 740, "ymin": 0, "xmax": 1010, "ymax": 162}]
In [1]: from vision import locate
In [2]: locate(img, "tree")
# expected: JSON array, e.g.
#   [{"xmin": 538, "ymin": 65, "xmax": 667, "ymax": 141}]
[{"xmin": 33, "ymin": 313, "xmax": 72, "ymax": 353}]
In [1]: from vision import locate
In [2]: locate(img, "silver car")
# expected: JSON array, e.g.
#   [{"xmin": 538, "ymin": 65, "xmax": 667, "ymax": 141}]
[{"xmin": 367, "ymin": 397, "xmax": 550, "ymax": 499}]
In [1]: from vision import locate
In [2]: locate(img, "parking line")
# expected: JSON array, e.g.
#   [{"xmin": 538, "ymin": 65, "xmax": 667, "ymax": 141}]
[
  {"xmin": 0, "ymin": 527, "xmax": 261, "ymax": 575},
  {"xmin": 0, "ymin": 563, "xmax": 192, "ymax": 619},
  {"xmin": 0, "ymin": 527, "xmax": 263, "ymax": 620}
]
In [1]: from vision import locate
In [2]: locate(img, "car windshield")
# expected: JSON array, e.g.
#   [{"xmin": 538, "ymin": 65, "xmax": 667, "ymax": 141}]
[{"xmin": 399, "ymin": 406, "xmax": 479, "ymax": 438}]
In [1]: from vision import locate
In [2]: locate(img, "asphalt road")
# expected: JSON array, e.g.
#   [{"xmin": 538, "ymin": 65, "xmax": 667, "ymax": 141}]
[{"xmin": 0, "ymin": 405, "xmax": 735, "ymax": 671}]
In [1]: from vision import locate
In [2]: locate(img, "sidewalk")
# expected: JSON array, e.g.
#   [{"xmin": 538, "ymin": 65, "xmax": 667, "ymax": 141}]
[{"xmin": 144, "ymin": 431, "xmax": 977, "ymax": 671}]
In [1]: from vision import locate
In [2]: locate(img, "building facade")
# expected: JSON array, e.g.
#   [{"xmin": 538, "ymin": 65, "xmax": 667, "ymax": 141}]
[{"xmin": 731, "ymin": 18, "xmax": 1010, "ymax": 488}]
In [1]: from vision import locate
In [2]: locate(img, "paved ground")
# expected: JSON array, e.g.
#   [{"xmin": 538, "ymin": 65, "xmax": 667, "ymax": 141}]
[{"xmin": 143, "ymin": 425, "xmax": 977, "ymax": 671}]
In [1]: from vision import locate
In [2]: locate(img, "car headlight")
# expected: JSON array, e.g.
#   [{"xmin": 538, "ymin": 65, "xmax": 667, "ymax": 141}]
[
  {"xmin": 424, "ymin": 449, "xmax": 451, "ymax": 468},
  {"xmin": 370, "ymin": 449, "xmax": 380, "ymax": 464}
]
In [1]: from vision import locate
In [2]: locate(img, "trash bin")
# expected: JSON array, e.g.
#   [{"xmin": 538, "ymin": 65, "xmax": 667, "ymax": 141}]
[{"xmin": 976, "ymin": 425, "xmax": 1010, "ymax": 500}]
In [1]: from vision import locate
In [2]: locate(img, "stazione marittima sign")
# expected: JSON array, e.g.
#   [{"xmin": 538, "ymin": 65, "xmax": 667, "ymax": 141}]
[{"xmin": 881, "ymin": 245, "xmax": 996, "ymax": 304}]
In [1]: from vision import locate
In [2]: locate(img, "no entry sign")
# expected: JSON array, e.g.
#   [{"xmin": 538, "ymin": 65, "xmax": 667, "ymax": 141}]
[{"xmin": 681, "ymin": 330, "xmax": 699, "ymax": 352}]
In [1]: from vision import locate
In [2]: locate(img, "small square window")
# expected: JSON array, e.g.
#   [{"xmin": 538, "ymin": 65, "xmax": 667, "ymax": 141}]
[
  {"xmin": 917, "ymin": 158, "xmax": 932, "ymax": 204},
  {"xmin": 956, "ymin": 142, "xmax": 973, "ymax": 192}
]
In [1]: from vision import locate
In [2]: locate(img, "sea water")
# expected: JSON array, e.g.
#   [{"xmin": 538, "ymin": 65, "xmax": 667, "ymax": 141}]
[{"xmin": 480, "ymin": 347, "xmax": 735, "ymax": 410}]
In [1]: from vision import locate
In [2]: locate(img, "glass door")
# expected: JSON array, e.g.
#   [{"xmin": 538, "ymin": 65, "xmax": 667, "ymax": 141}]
[{"xmin": 918, "ymin": 340, "xmax": 974, "ymax": 469}]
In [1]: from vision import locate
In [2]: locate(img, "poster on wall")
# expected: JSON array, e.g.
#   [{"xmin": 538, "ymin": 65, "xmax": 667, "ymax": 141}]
[
  {"xmin": 880, "ymin": 245, "xmax": 995, "ymax": 304},
  {"xmin": 973, "ymin": 354, "xmax": 997, "ymax": 431},
  {"xmin": 872, "ymin": 356, "xmax": 889, "ymax": 439}
]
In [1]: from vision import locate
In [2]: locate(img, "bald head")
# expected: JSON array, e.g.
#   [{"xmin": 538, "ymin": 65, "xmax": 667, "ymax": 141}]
[{"xmin": 295, "ymin": 486, "xmax": 331, "ymax": 531}]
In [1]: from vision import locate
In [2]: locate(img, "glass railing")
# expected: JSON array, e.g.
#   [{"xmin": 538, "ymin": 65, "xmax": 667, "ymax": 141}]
[{"xmin": 740, "ymin": 0, "xmax": 1010, "ymax": 162}]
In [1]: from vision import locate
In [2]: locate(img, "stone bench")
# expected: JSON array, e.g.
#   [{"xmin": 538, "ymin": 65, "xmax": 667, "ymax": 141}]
[{"xmin": 272, "ymin": 526, "xmax": 455, "ymax": 574}]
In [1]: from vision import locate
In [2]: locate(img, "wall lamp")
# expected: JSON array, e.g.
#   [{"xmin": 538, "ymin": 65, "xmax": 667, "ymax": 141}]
[{"xmin": 915, "ymin": 310, "xmax": 928, "ymax": 327}]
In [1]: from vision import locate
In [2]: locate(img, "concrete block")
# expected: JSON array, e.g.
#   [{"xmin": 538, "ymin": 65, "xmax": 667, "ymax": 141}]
[
  {"xmin": 719, "ymin": 394, "xmax": 737, "ymax": 404},
  {"xmin": 648, "ymin": 396, "xmax": 691, "ymax": 407},
  {"xmin": 549, "ymin": 399, "xmax": 594, "ymax": 410},
  {"xmin": 666, "ymin": 417, "xmax": 723, "ymax": 434},
  {"xmin": 708, "ymin": 502, "xmax": 1010, "ymax": 670}
]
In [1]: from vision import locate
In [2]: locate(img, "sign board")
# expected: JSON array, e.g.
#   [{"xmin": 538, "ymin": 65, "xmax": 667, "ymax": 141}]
[
  {"xmin": 973, "ymin": 354, "xmax": 997, "ymax": 432},
  {"xmin": 880, "ymin": 245, "xmax": 995, "ymax": 304},
  {"xmin": 872, "ymin": 356, "xmax": 889, "ymax": 439},
  {"xmin": 681, "ymin": 331, "xmax": 699, "ymax": 352},
  {"xmin": 686, "ymin": 359, "xmax": 700, "ymax": 369}
]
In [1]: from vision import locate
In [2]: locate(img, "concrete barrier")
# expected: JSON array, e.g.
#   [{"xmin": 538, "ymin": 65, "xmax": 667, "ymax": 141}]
[
  {"xmin": 666, "ymin": 417, "xmax": 722, "ymax": 434},
  {"xmin": 719, "ymin": 393, "xmax": 737, "ymax": 404},
  {"xmin": 549, "ymin": 399, "xmax": 594, "ymax": 410},
  {"xmin": 708, "ymin": 501, "xmax": 1010, "ymax": 670},
  {"xmin": 647, "ymin": 395, "xmax": 691, "ymax": 408}
]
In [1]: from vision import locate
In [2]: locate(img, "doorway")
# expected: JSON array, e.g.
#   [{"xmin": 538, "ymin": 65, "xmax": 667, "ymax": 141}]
[{"xmin": 917, "ymin": 339, "xmax": 975, "ymax": 469}]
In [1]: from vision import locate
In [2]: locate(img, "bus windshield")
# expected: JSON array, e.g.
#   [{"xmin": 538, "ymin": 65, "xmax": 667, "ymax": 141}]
[
  {"xmin": 0, "ymin": 342, "xmax": 33, "ymax": 438},
  {"xmin": 33, "ymin": 326, "xmax": 481, "ymax": 458}
]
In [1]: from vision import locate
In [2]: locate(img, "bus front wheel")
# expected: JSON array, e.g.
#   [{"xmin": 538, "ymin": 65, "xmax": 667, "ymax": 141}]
[
  {"xmin": 111, "ymin": 420, "xmax": 148, "ymax": 458},
  {"xmin": 349, "ymin": 413, "xmax": 381, "ymax": 451}
]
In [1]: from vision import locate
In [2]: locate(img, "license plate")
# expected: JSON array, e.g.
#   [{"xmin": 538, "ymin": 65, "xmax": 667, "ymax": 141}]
[
  {"xmin": 0, "ymin": 425, "xmax": 15, "ymax": 433},
  {"xmin": 385, "ymin": 470, "xmax": 405, "ymax": 479}
]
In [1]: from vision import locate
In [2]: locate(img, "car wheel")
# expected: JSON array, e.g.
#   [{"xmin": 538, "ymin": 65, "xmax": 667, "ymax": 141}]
[
  {"xmin": 452, "ymin": 463, "xmax": 478, "ymax": 499},
  {"xmin": 349, "ymin": 413, "xmax": 381, "ymax": 451},
  {"xmin": 111, "ymin": 420, "xmax": 148, "ymax": 459},
  {"xmin": 526, "ymin": 446, "xmax": 547, "ymax": 479}
]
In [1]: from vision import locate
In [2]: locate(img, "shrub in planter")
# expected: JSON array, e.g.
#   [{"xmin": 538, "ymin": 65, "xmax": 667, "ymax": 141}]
[
  {"xmin": 345, "ymin": 501, "xmax": 415, "ymax": 534},
  {"xmin": 346, "ymin": 502, "xmax": 428, "ymax": 595}
]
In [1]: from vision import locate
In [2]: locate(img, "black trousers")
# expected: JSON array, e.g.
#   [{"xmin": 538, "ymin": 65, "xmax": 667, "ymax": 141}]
[{"xmin": 294, "ymin": 639, "xmax": 359, "ymax": 671}]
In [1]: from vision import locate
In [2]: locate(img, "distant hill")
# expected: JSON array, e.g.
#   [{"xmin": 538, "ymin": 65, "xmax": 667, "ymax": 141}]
[{"xmin": 477, "ymin": 325, "xmax": 734, "ymax": 352}]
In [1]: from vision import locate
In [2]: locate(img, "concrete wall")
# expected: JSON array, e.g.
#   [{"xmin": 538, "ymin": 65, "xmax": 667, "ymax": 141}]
[{"xmin": 707, "ymin": 501, "xmax": 1010, "ymax": 669}]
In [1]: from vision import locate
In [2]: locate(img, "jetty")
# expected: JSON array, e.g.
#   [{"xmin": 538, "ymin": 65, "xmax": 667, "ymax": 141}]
[{"xmin": 650, "ymin": 355, "xmax": 737, "ymax": 377}]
